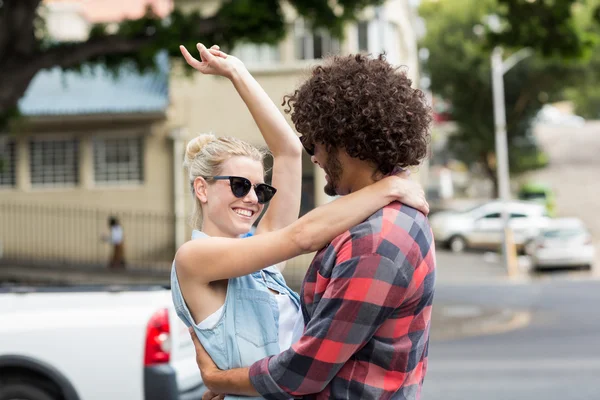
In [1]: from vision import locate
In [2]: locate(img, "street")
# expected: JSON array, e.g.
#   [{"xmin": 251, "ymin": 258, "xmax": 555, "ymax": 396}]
[{"xmin": 424, "ymin": 249, "xmax": 600, "ymax": 400}]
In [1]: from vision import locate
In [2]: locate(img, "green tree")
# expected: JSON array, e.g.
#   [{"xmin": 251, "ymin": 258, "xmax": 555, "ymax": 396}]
[
  {"xmin": 420, "ymin": 0, "xmax": 599, "ymax": 196},
  {"xmin": 566, "ymin": 81, "xmax": 600, "ymax": 119},
  {"xmin": 0, "ymin": 0, "xmax": 385, "ymax": 121},
  {"xmin": 563, "ymin": 0, "xmax": 600, "ymax": 119}
]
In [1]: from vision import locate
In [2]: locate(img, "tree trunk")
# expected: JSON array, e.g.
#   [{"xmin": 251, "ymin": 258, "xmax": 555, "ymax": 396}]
[{"xmin": 481, "ymin": 154, "xmax": 499, "ymax": 199}]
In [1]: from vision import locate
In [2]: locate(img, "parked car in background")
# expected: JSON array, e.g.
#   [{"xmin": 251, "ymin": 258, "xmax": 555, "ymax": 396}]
[
  {"xmin": 0, "ymin": 284, "xmax": 204, "ymax": 400},
  {"xmin": 430, "ymin": 200, "xmax": 550, "ymax": 253},
  {"xmin": 527, "ymin": 218, "xmax": 595, "ymax": 271}
]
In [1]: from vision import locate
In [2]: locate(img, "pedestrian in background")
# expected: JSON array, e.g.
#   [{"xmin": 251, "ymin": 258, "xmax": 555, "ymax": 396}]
[{"xmin": 104, "ymin": 216, "xmax": 126, "ymax": 269}]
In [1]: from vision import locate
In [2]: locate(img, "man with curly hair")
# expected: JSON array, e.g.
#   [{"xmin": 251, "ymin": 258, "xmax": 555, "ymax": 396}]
[{"xmin": 193, "ymin": 53, "xmax": 436, "ymax": 400}]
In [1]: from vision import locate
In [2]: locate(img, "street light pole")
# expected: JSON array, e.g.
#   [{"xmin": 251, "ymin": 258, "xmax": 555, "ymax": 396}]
[{"xmin": 490, "ymin": 46, "xmax": 533, "ymax": 276}]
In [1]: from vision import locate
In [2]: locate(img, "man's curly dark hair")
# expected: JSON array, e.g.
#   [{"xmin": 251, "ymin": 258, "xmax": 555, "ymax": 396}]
[{"xmin": 283, "ymin": 54, "xmax": 432, "ymax": 175}]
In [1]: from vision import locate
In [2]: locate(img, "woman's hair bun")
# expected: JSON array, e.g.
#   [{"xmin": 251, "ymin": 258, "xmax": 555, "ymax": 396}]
[{"xmin": 184, "ymin": 133, "xmax": 217, "ymax": 166}]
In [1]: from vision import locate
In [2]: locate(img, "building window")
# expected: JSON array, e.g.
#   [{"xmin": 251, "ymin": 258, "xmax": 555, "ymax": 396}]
[
  {"xmin": 30, "ymin": 138, "xmax": 79, "ymax": 186},
  {"xmin": 294, "ymin": 19, "xmax": 340, "ymax": 60},
  {"xmin": 93, "ymin": 136, "xmax": 143, "ymax": 184},
  {"xmin": 0, "ymin": 138, "xmax": 16, "ymax": 187},
  {"xmin": 384, "ymin": 21, "xmax": 401, "ymax": 64},
  {"xmin": 231, "ymin": 42, "xmax": 280, "ymax": 65},
  {"xmin": 357, "ymin": 21, "xmax": 369, "ymax": 53},
  {"xmin": 356, "ymin": 19, "xmax": 401, "ymax": 64}
]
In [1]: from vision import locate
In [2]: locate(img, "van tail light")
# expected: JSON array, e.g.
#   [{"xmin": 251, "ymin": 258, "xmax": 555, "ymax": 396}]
[{"xmin": 144, "ymin": 308, "xmax": 171, "ymax": 366}]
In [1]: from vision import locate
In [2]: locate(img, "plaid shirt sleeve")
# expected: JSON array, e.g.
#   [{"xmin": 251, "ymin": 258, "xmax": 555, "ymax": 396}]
[{"xmin": 249, "ymin": 253, "xmax": 411, "ymax": 399}]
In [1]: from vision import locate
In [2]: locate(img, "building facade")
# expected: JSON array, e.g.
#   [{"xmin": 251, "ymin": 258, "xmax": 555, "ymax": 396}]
[{"xmin": 0, "ymin": 0, "xmax": 426, "ymax": 273}]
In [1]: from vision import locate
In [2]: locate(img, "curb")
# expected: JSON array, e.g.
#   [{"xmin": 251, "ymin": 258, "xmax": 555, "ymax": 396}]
[
  {"xmin": 431, "ymin": 306, "xmax": 532, "ymax": 342},
  {"xmin": 0, "ymin": 264, "xmax": 169, "ymax": 286}
]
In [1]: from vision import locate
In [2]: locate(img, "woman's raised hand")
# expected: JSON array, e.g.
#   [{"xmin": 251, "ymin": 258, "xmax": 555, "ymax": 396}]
[{"xmin": 179, "ymin": 43, "xmax": 245, "ymax": 80}]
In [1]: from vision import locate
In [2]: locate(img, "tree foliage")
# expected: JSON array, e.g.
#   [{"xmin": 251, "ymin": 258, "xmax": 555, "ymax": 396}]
[
  {"xmin": 563, "ymin": 0, "xmax": 600, "ymax": 118},
  {"xmin": 0, "ymin": 0, "xmax": 385, "ymax": 120},
  {"xmin": 490, "ymin": 0, "xmax": 599, "ymax": 59},
  {"xmin": 419, "ymin": 0, "xmax": 599, "ymax": 195}
]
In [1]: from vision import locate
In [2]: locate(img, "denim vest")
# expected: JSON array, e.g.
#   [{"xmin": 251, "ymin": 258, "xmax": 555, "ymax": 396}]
[{"xmin": 171, "ymin": 230, "xmax": 301, "ymax": 400}]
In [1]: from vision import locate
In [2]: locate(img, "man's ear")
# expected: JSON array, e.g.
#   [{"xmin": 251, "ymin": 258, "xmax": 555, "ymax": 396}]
[{"xmin": 193, "ymin": 177, "xmax": 209, "ymax": 203}]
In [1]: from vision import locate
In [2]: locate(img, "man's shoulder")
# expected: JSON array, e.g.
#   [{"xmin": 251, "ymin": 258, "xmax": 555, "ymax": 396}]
[
  {"xmin": 344, "ymin": 202, "xmax": 430, "ymax": 242},
  {"xmin": 330, "ymin": 202, "xmax": 433, "ymax": 260}
]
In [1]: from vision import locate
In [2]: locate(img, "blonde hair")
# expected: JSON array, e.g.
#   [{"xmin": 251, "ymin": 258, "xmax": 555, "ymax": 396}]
[{"xmin": 183, "ymin": 133, "xmax": 267, "ymax": 229}]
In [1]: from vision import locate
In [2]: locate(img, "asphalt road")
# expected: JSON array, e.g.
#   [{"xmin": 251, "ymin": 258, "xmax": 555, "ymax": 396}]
[{"xmin": 424, "ymin": 255, "xmax": 600, "ymax": 400}]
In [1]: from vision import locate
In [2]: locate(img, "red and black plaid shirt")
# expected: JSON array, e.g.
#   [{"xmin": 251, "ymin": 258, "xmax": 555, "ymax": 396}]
[{"xmin": 250, "ymin": 202, "xmax": 436, "ymax": 399}]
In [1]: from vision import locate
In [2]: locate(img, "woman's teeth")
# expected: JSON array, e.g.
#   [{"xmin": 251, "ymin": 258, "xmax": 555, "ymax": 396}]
[{"xmin": 234, "ymin": 209, "xmax": 253, "ymax": 217}]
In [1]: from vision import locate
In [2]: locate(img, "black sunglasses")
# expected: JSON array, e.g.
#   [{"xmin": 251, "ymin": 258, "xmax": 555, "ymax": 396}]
[
  {"xmin": 299, "ymin": 136, "xmax": 315, "ymax": 156},
  {"xmin": 208, "ymin": 176, "xmax": 277, "ymax": 204}
]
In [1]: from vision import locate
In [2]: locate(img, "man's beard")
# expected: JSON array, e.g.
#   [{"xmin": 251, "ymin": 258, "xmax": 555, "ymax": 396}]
[{"xmin": 323, "ymin": 152, "xmax": 343, "ymax": 196}]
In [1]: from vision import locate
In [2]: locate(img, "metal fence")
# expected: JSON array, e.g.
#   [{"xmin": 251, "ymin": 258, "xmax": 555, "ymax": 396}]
[
  {"xmin": 0, "ymin": 201, "xmax": 316, "ymax": 290},
  {"xmin": 0, "ymin": 202, "xmax": 176, "ymax": 271}
]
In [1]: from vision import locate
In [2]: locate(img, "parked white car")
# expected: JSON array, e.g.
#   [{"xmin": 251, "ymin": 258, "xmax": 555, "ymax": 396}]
[
  {"xmin": 528, "ymin": 218, "xmax": 595, "ymax": 270},
  {"xmin": 0, "ymin": 284, "xmax": 204, "ymax": 400},
  {"xmin": 430, "ymin": 200, "xmax": 551, "ymax": 252}
]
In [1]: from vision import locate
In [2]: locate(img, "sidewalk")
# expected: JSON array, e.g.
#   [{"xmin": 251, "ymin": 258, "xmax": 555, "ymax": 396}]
[
  {"xmin": 430, "ymin": 249, "xmax": 532, "ymax": 340},
  {"xmin": 1, "ymin": 247, "xmax": 511, "ymax": 287},
  {"xmin": 430, "ymin": 304, "xmax": 531, "ymax": 341},
  {"xmin": 435, "ymin": 249, "xmax": 510, "ymax": 284},
  {"xmin": 0, "ymin": 263, "xmax": 169, "ymax": 286}
]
